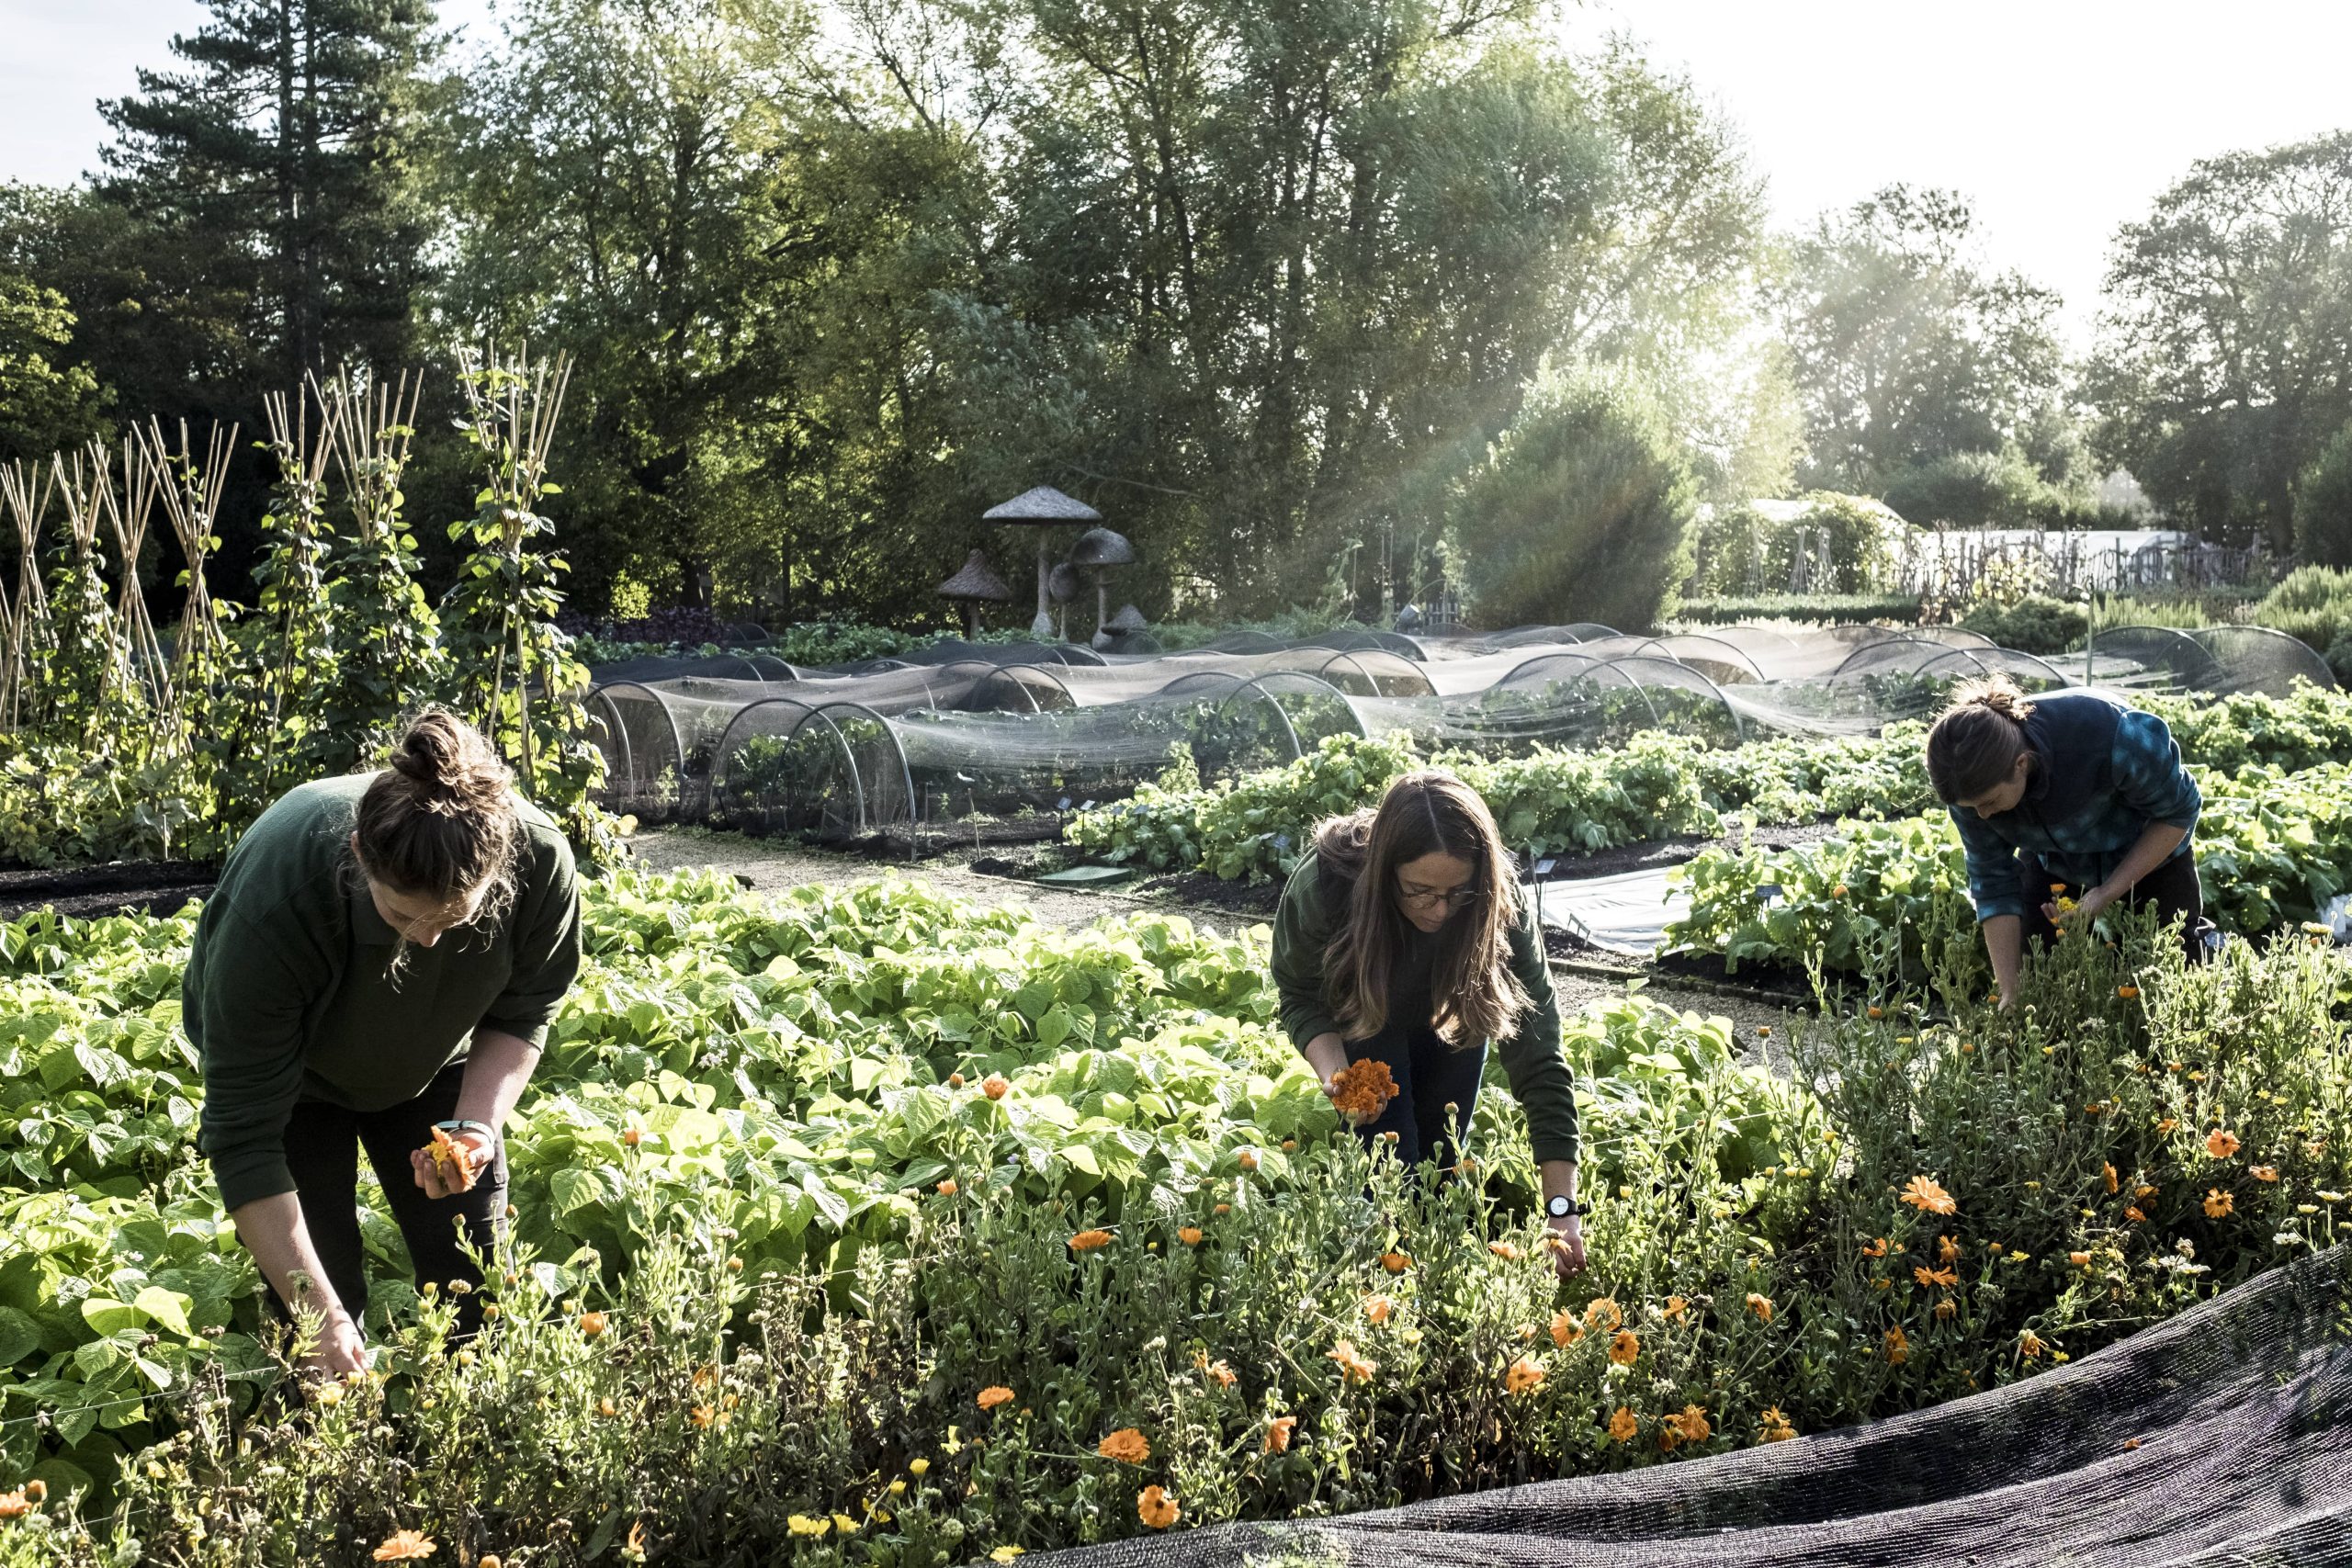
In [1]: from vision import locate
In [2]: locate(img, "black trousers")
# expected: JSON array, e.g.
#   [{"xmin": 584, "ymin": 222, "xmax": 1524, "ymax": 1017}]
[
  {"xmin": 1345, "ymin": 1021, "xmax": 1487, "ymax": 1168},
  {"xmin": 271, "ymin": 1060, "xmax": 506, "ymax": 1338},
  {"xmin": 2022, "ymin": 849, "xmax": 2210, "ymax": 963}
]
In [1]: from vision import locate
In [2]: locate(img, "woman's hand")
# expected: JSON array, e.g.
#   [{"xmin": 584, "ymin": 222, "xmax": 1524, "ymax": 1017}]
[
  {"xmin": 1302, "ymin": 1033, "xmax": 1350, "ymax": 1103},
  {"xmin": 1544, "ymin": 1215, "xmax": 1586, "ymax": 1280},
  {"xmin": 410, "ymin": 1126, "xmax": 496, "ymax": 1201},
  {"xmin": 300, "ymin": 1312, "xmax": 372, "ymax": 1380},
  {"xmin": 2043, "ymin": 882, "xmax": 2116, "ymax": 930}
]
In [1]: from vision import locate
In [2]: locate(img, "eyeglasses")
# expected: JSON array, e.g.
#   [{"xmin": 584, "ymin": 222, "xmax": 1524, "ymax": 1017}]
[{"xmin": 1396, "ymin": 881, "xmax": 1483, "ymax": 911}]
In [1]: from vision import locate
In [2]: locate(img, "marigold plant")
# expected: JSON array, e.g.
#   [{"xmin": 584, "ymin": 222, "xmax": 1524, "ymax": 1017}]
[{"xmin": 1097, "ymin": 1427, "xmax": 1150, "ymax": 1464}]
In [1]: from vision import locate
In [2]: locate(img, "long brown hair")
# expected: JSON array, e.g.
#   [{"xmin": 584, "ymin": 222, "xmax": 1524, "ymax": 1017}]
[
  {"xmin": 1925, "ymin": 674, "xmax": 2037, "ymax": 805},
  {"xmin": 352, "ymin": 709, "xmax": 521, "ymax": 919},
  {"xmin": 1316, "ymin": 771, "xmax": 1530, "ymax": 1047}
]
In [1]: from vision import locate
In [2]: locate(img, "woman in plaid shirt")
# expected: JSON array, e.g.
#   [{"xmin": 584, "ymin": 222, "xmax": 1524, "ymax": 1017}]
[{"xmin": 1926, "ymin": 676, "xmax": 2206, "ymax": 1008}]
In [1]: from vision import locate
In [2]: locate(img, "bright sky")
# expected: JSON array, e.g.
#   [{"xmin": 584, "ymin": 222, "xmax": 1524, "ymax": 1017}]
[{"xmin": 6, "ymin": 1, "xmax": 2347, "ymax": 351}]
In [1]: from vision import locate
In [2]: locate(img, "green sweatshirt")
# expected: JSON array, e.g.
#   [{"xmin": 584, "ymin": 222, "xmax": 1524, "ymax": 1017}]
[
  {"xmin": 185, "ymin": 773, "xmax": 583, "ymax": 1212},
  {"xmin": 1268, "ymin": 851, "xmax": 1580, "ymax": 1166}
]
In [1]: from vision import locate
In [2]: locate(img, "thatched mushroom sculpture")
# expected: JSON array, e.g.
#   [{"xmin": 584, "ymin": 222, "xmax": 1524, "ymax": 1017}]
[
  {"xmin": 936, "ymin": 549, "xmax": 1012, "ymax": 639},
  {"xmin": 1069, "ymin": 526, "xmax": 1138, "ymax": 647},
  {"xmin": 1047, "ymin": 561, "xmax": 1081, "ymax": 642},
  {"xmin": 983, "ymin": 486, "xmax": 1102, "ymax": 638}
]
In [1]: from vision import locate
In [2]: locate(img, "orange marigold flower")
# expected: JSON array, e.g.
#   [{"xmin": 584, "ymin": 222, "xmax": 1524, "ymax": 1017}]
[
  {"xmin": 2125, "ymin": 1206, "xmax": 2147, "ymax": 1222},
  {"xmin": 982, "ymin": 1074, "xmax": 1010, "ymax": 1100},
  {"xmin": 690, "ymin": 1404, "xmax": 716, "ymax": 1428},
  {"xmin": 1205, "ymin": 1360, "xmax": 1237, "ymax": 1390},
  {"xmin": 1097, "ymin": 1427, "xmax": 1151, "ymax": 1464},
  {"xmin": 1069, "ymin": 1229, "xmax": 1114, "ymax": 1252},
  {"xmin": 1609, "ymin": 1329, "xmax": 1641, "ymax": 1365},
  {"xmin": 1504, "ymin": 1356, "xmax": 1546, "ymax": 1394},
  {"xmin": 978, "ymin": 1386, "xmax": 1016, "ymax": 1411},
  {"xmin": 2252, "ymin": 1166, "xmax": 2279, "ymax": 1182},
  {"xmin": 2018, "ymin": 1330, "xmax": 2046, "ymax": 1359},
  {"xmin": 1137, "ymin": 1485, "xmax": 1180, "ymax": 1530},
  {"xmin": 1746, "ymin": 1292, "xmax": 1773, "ymax": 1324},
  {"xmin": 1363, "ymin": 1295, "xmax": 1396, "ymax": 1325},
  {"xmin": 936, "ymin": 1179, "xmax": 959, "ymax": 1196},
  {"xmin": 373, "ymin": 1531, "xmax": 437, "ymax": 1562},
  {"xmin": 1549, "ymin": 1309, "xmax": 1582, "ymax": 1348},
  {"xmin": 0, "ymin": 1492, "xmax": 29, "ymax": 1521},
  {"xmin": 1937, "ymin": 1234, "xmax": 1959, "ymax": 1264},
  {"xmin": 1914, "ymin": 1266, "xmax": 1957, "ymax": 1289},
  {"xmin": 2068, "ymin": 1251, "xmax": 2091, "ymax": 1267},
  {"xmin": 1899, "ymin": 1175, "xmax": 1956, "ymax": 1215},
  {"xmin": 1264, "ymin": 1416, "xmax": 1299, "ymax": 1453},
  {"xmin": 1884, "ymin": 1326, "xmax": 1909, "ymax": 1366},
  {"xmin": 1584, "ymin": 1298, "xmax": 1624, "ymax": 1332},
  {"xmin": 1214, "ymin": 1202, "xmax": 1231, "ymax": 1216},
  {"xmin": 1758, "ymin": 1406, "xmax": 1796, "ymax": 1442},
  {"xmin": 598, "ymin": 1396, "xmax": 618, "ymax": 1417},
  {"xmin": 580, "ymin": 1312, "xmax": 609, "ymax": 1339},
  {"xmin": 2204, "ymin": 1189, "xmax": 2234, "ymax": 1218},
  {"xmin": 2117, "ymin": 985, "xmax": 2140, "ymax": 999},
  {"xmin": 1380, "ymin": 1251, "xmax": 1411, "ymax": 1273},
  {"xmin": 423, "ymin": 1127, "xmax": 478, "ymax": 1192},
  {"xmin": 1178, "ymin": 1226, "xmax": 1204, "ymax": 1246},
  {"xmin": 1934, "ymin": 1298, "xmax": 1957, "ymax": 1321},
  {"xmin": 1327, "ymin": 1340, "xmax": 1378, "ymax": 1383},
  {"xmin": 1860, "ymin": 1236, "xmax": 1889, "ymax": 1258},
  {"xmin": 1662, "ymin": 1295, "xmax": 1688, "ymax": 1322},
  {"xmin": 2204, "ymin": 1128, "xmax": 2240, "ymax": 1159},
  {"xmin": 2156, "ymin": 1118, "xmax": 2178, "ymax": 1134},
  {"xmin": 1237, "ymin": 1148, "xmax": 1261, "ymax": 1172},
  {"xmin": 1488, "ymin": 1239, "xmax": 1521, "ymax": 1262},
  {"xmin": 2104, "ymin": 1162, "xmax": 2120, "ymax": 1194},
  {"xmin": 2137, "ymin": 1184, "xmax": 2158, "ymax": 1199},
  {"xmin": 948, "ymin": 1072, "xmax": 966, "ymax": 1089},
  {"xmin": 622, "ymin": 1128, "xmax": 641, "ymax": 1149},
  {"xmin": 1608, "ymin": 1406, "xmax": 1640, "ymax": 1443},
  {"xmin": 1329, "ymin": 1059, "xmax": 1400, "ymax": 1122},
  {"xmin": 1867, "ymin": 1006, "xmax": 1884, "ymax": 1020},
  {"xmin": 1670, "ymin": 1404, "xmax": 1710, "ymax": 1444}
]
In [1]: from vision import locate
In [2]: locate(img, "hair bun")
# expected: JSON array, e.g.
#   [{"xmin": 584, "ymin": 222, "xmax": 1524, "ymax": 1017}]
[{"xmin": 389, "ymin": 710, "xmax": 512, "ymax": 814}]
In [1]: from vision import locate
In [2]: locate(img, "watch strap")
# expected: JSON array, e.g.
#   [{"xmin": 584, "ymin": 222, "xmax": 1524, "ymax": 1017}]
[{"xmin": 435, "ymin": 1118, "xmax": 499, "ymax": 1145}]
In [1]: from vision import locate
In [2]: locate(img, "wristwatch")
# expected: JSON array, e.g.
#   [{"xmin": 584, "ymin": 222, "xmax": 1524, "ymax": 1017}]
[
  {"xmin": 1546, "ymin": 1195, "xmax": 1590, "ymax": 1220},
  {"xmin": 435, "ymin": 1118, "xmax": 500, "ymax": 1149}
]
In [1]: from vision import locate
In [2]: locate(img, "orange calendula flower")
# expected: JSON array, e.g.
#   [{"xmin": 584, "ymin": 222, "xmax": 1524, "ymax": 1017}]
[
  {"xmin": 2103, "ymin": 1163, "xmax": 2120, "ymax": 1194},
  {"xmin": 1327, "ymin": 1341, "xmax": 1378, "ymax": 1383},
  {"xmin": 1069, "ymin": 1229, "xmax": 1114, "ymax": 1252},
  {"xmin": 691, "ymin": 1404, "xmax": 716, "ymax": 1428},
  {"xmin": 1585, "ymin": 1298, "xmax": 1624, "ymax": 1332},
  {"xmin": 1758, "ymin": 1406, "xmax": 1796, "ymax": 1443},
  {"xmin": 936, "ymin": 1179, "xmax": 959, "ymax": 1196},
  {"xmin": 2068, "ymin": 1251, "xmax": 2091, "ymax": 1267},
  {"xmin": 1363, "ymin": 1295, "xmax": 1396, "ymax": 1325},
  {"xmin": 1608, "ymin": 1329, "xmax": 1641, "ymax": 1365},
  {"xmin": 622, "ymin": 1127, "xmax": 642, "ymax": 1149},
  {"xmin": 2125, "ymin": 1206, "xmax": 2147, "ymax": 1223},
  {"xmin": 1329, "ymin": 1059, "xmax": 1400, "ymax": 1122},
  {"xmin": 2156, "ymin": 1118, "xmax": 2178, "ymax": 1134},
  {"xmin": 422, "ymin": 1127, "xmax": 479, "ymax": 1193},
  {"xmin": 1867, "ymin": 1006, "xmax": 1884, "ymax": 1020},
  {"xmin": 1214, "ymin": 1202, "xmax": 1232, "ymax": 1216},
  {"xmin": 2205, "ymin": 1128, "xmax": 2240, "ymax": 1159},
  {"xmin": 1662, "ymin": 1295, "xmax": 1688, "ymax": 1322},
  {"xmin": 1205, "ymin": 1359, "xmax": 1237, "ymax": 1390},
  {"xmin": 1899, "ymin": 1175, "xmax": 1956, "ymax": 1215},
  {"xmin": 2018, "ymin": 1330, "xmax": 2046, "ymax": 1359},
  {"xmin": 1860, "ymin": 1236, "xmax": 1889, "ymax": 1258},
  {"xmin": 1937, "ymin": 1234, "xmax": 1959, "ymax": 1264},
  {"xmin": 1380, "ymin": 1251, "xmax": 1411, "ymax": 1273},
  {"xmin": 1745, "ymin": 1292, "xmax": 1773, "ymax": 1323},
  {"xmin": 1178, "ymin": 1226, "xmax": 1204, "ymax": 1246},
  {"xmin": 1488, "ymin": 1239, "xmax": 1521, "ymax": 1261},
  {"xmin": 1238, "ymin": 1148, "xmax": 1261, "ymax": 1172},
  {"xmin": 1883, "ymin": 1326, "xmax": 1909, "ymax": 1365},
  {"xmin": 982, "ymin": 1074, "xmax": 1010, "ymax": 1100},
  {"xmin": 0, "ymin": 1492, "xmax": 31, "ymax": 1521},
  {"xmin": 2204, "ymin": 1189, "xmax": 2234, "ymax": 1218},
  {"xmin": 1914, "ymin": 1265, "xmax": 1957, "ymax": 1289},
  {"xmin": 1670, "ymin": 1404, "xmax": 1711, "ymax": 1444},
  {"xmin": 1504, "ymin": 1356, "xmax": 1545, "ymax": 1394},
  {"xmin": 373, "ymin": 1532, "xmax": 437, "ymax": 1562},
  {"xmin": 1934, "ymin": 1298, "xmax": 1957, "ymax": 1321},
  {"xmin": 1608, "ymin": 1406, "xmax": 1640, "ymax": 1443},
  {"xmin": 1264, "ymin": 1416, "xmax": 1299, "ymax": 1453},
  {"xmin": 1548, "ymin": 1310, "xmax": 1582, "ymax": 1348},
  {"xmin": 580, "ymin": 1312, "xmax": 609, "ymax": 1339},
  {"xmin": 1097, "ymin": 1427, "xmax": 1151, "ymax": 1465},
  {"xmin": 2136, "ymin": 1184, "xmax": 2158, "ymax": 1199},
  {"xmin": 947, "ymin": 1072, "xmax": 966, "ymax": 1089},
  {"xmin": 1137, "ymin": 1485, "xmax": 1180, "ymax": 1530},
  {"xmin": 978, "ymin": 1386, "xmax": 1016, "ymax": 1411},
  {"xmin": 2117, "ymin": 986, "xmax": 2140, "ymax": 1000},
  {"xmin": 2251, "ymin": 1166, "xmax": 2279, "ymax": 1182}
]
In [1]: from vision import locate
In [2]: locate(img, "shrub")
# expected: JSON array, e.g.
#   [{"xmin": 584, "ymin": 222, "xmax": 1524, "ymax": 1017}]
[
  {"xmin": 1674, "ymin": 593, "xmax": 1921, "ymax": 627},
  {"xmin": 2252, "ymin": 565, "xmax": 2352, "ymax": 652},
  {"xmin": 1684, "ymin": 494, "xmax": 1910, "ymax": 599},
  {"xmin": 1448, "ymin": 365, "xmax": 1697, "ymax": 633},
  {"xmin": 2292, "ymin": 421, "xmax": 2352, "ymax": 569},
  {"xmin": 1958, "ymin": 594, "xmax": 2089, "ymax": 655}
]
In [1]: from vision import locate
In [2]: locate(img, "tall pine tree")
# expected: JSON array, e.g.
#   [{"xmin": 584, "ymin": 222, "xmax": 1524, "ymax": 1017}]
[{"xmin": 98, "ymin": 0, "xmax": 436, "ymax": 390}]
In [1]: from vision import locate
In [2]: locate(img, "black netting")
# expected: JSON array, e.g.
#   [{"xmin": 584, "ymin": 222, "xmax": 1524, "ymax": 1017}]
[{"xmin": 1025, "ymin": 1245, "xmax": 2352, "ymax": 1568}]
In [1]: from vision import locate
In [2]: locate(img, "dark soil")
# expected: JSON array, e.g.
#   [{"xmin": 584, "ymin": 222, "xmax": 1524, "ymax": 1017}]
[
  {"xmin": 0, "ymin": 859, "xmax": 219, "ymax": 921},
  {"xmin": 830, "ymin": 816, "xmax": 1072, "ymax": 864},
  {"xmin": 1136, "ymin": 869, "xmax": 1283, "ymax": 917}
]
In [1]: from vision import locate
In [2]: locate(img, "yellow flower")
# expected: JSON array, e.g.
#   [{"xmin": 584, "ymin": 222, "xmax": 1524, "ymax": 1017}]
[
  {"xmin": 833, "ymin": 1515, "xmax": 859, "ymax": 1536},
  {"xmin": 991, "ymin": 1549, "xmax": 1025, "ymax": 1563},
  {"xmin": 787, "ymin": 1516, "xmax": 831, "ymax": 1539},
  {"xmin": 910, "ymin": 1458, "xmax": 931, "ymax": 1477},
  {"xmin": 1758, "ymin": 1406, "xmax": 1797, "ymax": 1443}
]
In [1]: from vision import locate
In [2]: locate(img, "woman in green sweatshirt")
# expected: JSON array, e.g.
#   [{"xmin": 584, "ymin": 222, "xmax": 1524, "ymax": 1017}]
[
  {"xmin": 1270, "ymin": 771, "xmax": 1586, "ymax": 1279},
  {"xmin": 185, "ymin": 711, "xmax": 583, "ymax": 1376}
]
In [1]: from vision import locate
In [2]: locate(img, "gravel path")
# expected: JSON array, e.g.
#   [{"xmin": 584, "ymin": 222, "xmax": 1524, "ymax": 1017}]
[{"xmin": 628, "ymin": 826, "xmax": 1809, "ymax": 1043}]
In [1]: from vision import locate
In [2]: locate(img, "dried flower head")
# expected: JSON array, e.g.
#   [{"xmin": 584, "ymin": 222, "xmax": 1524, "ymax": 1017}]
[
  {"xmin": 1608, "ymin": 1406, "xmax": 1640, "ymax": 1443},
  {"xmin": 1264, "ymin": 1416, "xmax": 1299, "ymax": 1453}
]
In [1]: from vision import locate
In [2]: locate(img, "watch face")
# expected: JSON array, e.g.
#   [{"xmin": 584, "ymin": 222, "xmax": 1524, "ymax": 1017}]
[{"xmin": 1547, "ymin": 1196, "xmax": 1571, "ymax": 1217}]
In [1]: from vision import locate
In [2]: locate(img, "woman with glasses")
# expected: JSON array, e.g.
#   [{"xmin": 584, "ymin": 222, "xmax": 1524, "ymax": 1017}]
[{"xmin": 1270, "ymin": 771, "xmax": 1586, "ymax": 1278}]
